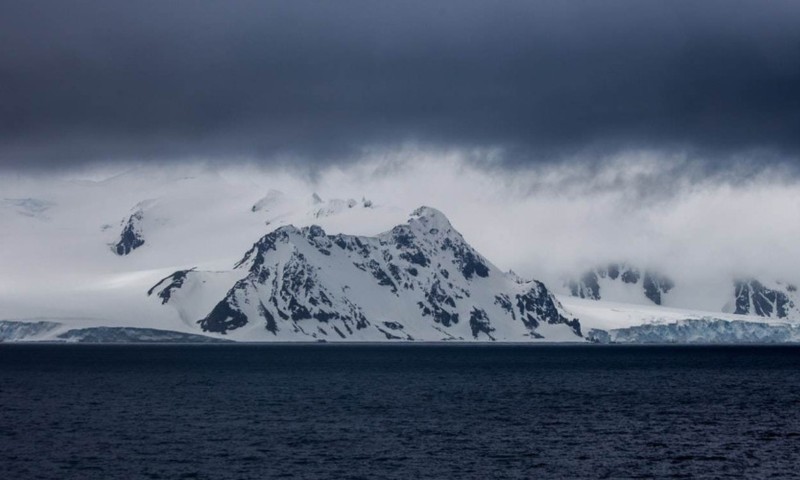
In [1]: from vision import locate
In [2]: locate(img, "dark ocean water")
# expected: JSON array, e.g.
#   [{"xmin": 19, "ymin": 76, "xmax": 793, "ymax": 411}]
[{"xmin": 1, "ymin": 345, "xmax": 800, "ymax": 479}]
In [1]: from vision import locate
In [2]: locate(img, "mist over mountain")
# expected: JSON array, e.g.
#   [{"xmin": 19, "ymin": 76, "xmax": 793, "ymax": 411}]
[
  {"xmin": 2, "ymin": 1, "xmax": 800, "ymax": 343},
  {"xmin": 5, "ymin": 6, "xmax": 800, "ymax": 480},
  {"xmin": 2, "ymin": 161, "xmax": 800, "ymax": 342}
]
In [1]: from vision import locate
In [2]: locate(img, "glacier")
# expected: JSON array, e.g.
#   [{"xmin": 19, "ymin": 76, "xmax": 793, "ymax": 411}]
[
  {"xmin": 588, "ymin": 318, "xmax": 800, "ymax": 344},
  {"xmin": 0, "ymin": 320, "xmax": 226, "ymax": 343}
]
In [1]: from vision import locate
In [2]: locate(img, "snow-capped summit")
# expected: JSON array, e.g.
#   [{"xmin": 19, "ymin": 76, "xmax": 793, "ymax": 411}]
[
  {"xmin": 149, "ymin": 207, "xmax": 582, "ymax": 342},
  {"xmin": 408, "ymin": 206, "xmax": 453, "ymax": 233}
]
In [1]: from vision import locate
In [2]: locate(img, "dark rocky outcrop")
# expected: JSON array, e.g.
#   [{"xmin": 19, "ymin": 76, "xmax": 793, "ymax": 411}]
[
  {"xmin": 567, "ymin": 263, "xmax": 674, "ymax": 306},
  {"xmin": 147, "ymin": 269, "xmax": 196, "ymax": 304},
  {"xmin": 733, "ymin": 279, "xmax": 793, "ymax": 318},
  {"xmin": 114, "ymin": 209, "xmax": 145, "ymax": 255}
]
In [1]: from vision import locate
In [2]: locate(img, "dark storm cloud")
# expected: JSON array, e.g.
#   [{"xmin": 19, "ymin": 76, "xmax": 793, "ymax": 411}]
[{"xmin": 1, "ymin": 0, "xmax": 799, "ymax": 170}]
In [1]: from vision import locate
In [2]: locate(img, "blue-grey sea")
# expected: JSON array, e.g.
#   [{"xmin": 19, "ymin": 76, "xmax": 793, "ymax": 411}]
[{"xmin": 1, "ymin": 345, "xmax": 799, "ymax": 479}]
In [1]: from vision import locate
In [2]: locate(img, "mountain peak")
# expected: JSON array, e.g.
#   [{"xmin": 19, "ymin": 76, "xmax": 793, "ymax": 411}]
[
  {"xmin": 409, "ymin": 206, "xmax": 453, "ymax": 232},
  {"xmin": 151, "ymin": 204, "xmax": 581, "ymax": 341},
  {"xmin": 302, "ymin": 224, "xmax": 327, "ymax": 239}
]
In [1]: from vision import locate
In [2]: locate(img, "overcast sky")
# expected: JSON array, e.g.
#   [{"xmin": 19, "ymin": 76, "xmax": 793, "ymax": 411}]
[{"xmin": 1, "ymin": 0, "xmax": 799, "ymax": 172}]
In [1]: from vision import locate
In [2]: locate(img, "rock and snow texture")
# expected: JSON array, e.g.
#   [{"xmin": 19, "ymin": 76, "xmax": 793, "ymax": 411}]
[
  {"xmin": 726, "ymin": 279, "xmax": 799, "ymax": 319},
  {"xmin": 563, "ymin": 264, "xmax": 800, "ymax": 321},
  {"xmin": 565, "ymin": 263, "xmax": 675, "ymax": 306},
  {"xmin": 112, "ymin": 203, "xmax": 149, "ymax": 255},
  {"xmin": 149, "ymin": 207, "xmax": 583, "ymax": 342},
  {"xmin": 0, "ymin": 168, "xmax": 410, "ymax": 337}
]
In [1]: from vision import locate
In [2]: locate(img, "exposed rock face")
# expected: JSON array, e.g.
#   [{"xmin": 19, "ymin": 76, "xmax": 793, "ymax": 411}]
[
  {"xmin": 150, "ymin": 206, "xmax": 582, "ymax": 342},
  {"xmin": 147, "ymin": 269, "xmax": 196, "ymax": 304},
  {"xmin": 567, "ymin": 263, "xmax": 674, "ymax": 305},
  {"xmin": 642, "ymin": 271, "xmax": 675, "ymax": 305},
  {"xmin": 114, "ymin": 208, "xmax": 145, "ymax": 255},
  {"xmin": 732, "ymin": 279, "xmax": 796, "ymax": 318},
  {"xmin": 569, "ymin": 271, "xmax": 602, "ymax": 300},
  {"xmin": 567, "ymin": 265, "xmax": 800, "ymax": 321}
]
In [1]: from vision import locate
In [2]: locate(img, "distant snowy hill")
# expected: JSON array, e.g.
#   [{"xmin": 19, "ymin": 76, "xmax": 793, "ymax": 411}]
[
  {"xmin": 148, "ymin": 207, "xmax": 582, "ymax": 342},
  {"xmin": 562, "ymin": 263, "xmax": 800, "ymax": 322}
]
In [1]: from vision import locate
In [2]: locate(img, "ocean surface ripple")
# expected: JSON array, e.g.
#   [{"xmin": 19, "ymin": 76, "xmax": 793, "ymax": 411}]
[{"xmin": 1, "ymin": 344, "xmax": 799, "ymax": 479}]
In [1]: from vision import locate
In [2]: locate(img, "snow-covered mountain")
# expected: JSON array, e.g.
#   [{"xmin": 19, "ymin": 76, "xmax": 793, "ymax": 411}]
[
  {"xmin": 2, "ymin": 166, "xmax": 800, "ymax": 343},
  {"xmin": 562, "ymin": 263, "xmax": 800, "ymax": 322},
  {"xmin": 726, "ymin": 278, "xmax": 799, "ymax": 319},
  {"xmin": 148, "ymin": 207, "xmax": 582, "ymax": 342},
  {"xmin": 564, "ymin": 263, "xmax": 675, "ymax": 305}
]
